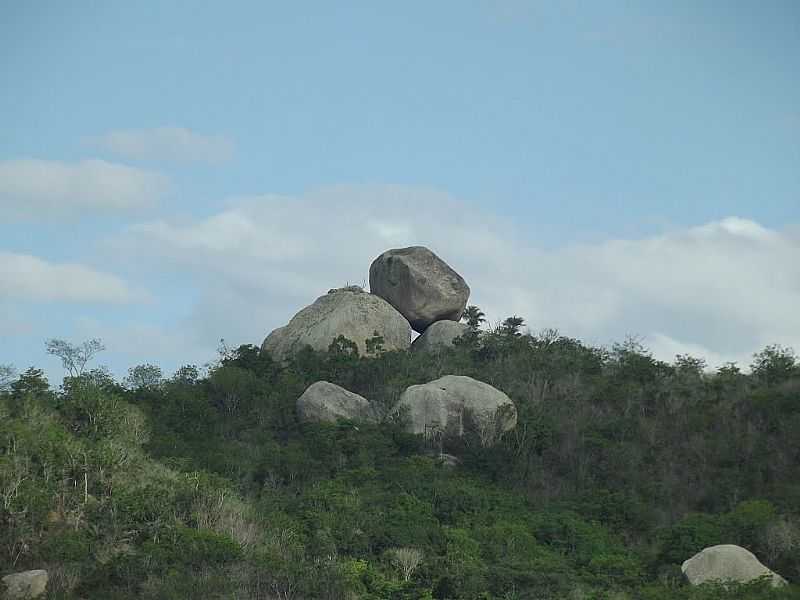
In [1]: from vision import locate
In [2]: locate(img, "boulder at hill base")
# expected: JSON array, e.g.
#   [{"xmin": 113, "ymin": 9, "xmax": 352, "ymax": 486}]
[{"xmin": 681, "ymin": 544, "xmax": 787, "ymax": 587}]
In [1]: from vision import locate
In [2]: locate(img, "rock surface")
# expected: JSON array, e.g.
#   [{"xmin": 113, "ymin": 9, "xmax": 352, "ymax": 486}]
[
  {"xmin": 297, "ymin": 381, "xmax": 375, "ymax": 424},
  {"xmin": 262, "ymin": 286, "xmax": 411, "ymax": 361},
  {"xmin": 369, "ymin": 247, "xmax": 470, "ymax": 333},
  {"xmin": 681, "ymin": 545, "xmax": 787, "ymax": 587},
  {"xmin": 394, "ymin": 375, "xmax": 516, "ymax": 446},
  {"xmin": 411, "ymin": 321, "xmax": 473, "ymax": 353},
  {"xmin": 2, "ymin": 570, "xmax": 48, "ymax": 599}
]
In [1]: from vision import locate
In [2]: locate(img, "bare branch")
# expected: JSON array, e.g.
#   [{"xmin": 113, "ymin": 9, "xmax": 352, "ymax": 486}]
[{"xmin": 45, "ymin": 338, "xmax": 106, "ymax": 378}]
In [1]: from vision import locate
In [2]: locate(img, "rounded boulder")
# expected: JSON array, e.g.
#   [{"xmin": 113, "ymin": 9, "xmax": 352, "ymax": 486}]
[
  {"xmin": 411, "ymin": 321, "xmax": 473, "ymax": 353},
  {"xmin": 681, "ymin": 544, "xmax": 787, "ymax": 588},
  {"xmin": 369, "ymin": 246, "xmax": 470, "ymax": 333},
  {"xmin": 2, "ymin": 570, "xmax": 48, "ymax": 599},
  {"xmin": 394, "ymin": 375, "xmax": 516, "ymax": 446},
  {"xmin": 261, "ymin": 286, "xmax": 412, "ymax": 361},
  {"xmin": 297, "ymin": 381, "xmax": 375, "ymax": 424}
]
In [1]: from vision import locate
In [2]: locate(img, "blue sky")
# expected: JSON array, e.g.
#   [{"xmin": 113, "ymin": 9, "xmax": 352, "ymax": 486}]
[{"xmin": 1, "ymin": 1, "xmax": 798, "ymax": 384}]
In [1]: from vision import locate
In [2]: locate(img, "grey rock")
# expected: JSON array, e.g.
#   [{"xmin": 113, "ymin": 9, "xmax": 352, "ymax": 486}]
[
  {"xmin": 2, "ymin": 570, "xmax": 48, "ymax": 599},
  {"xmin": 262, "ymin": 287, "xmax": 412, "ymax": 361},
  {"xmin": 411, "ymin": 321, "xmax": 473, "ymax": 353},
  {"xmin": 394, "ymin": 375, "xmax": 516, "ymax": 446},
  {"xmin": 369, "ymin": 247, "xmax": 470, "ymax": 333},
  {"xmin": 682, "ymin": 545, "xmax": 787, "ymax": 588},
  {"xmin": 297, "ymin": 381, "xmax": 375, "ymax": 424}
]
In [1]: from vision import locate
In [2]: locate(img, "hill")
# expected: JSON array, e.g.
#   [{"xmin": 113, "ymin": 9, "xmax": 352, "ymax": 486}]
[{"xmin": 1, "ymin": 326, "xmax": 799, "ymax": 599}]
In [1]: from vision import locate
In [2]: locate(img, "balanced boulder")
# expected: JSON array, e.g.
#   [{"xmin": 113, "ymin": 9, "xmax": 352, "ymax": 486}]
[
  {"xmin": 262, "ymin": 286, "xmax": 411, "ymax": 361},
  {"xmin": 394, "ymin": 375, "xmax": 516, "ymax": 446},
  {"xmin": 297, "ymin": 381, "xmax": 375, "ymax": 424},
  {"xmin": 2, "ymin": 570, "xmax": 48, "ymax": 599},
  {"xmin": 681, "ymin": 545, "xmax": 787, "ymax": 588},
  {"xmin": 411, "ymin": 321, "xmax": 473, "ymax": 353},
  {"xmin": 369, "ymin": 246, "xmax": 469, "ymax": 333}
]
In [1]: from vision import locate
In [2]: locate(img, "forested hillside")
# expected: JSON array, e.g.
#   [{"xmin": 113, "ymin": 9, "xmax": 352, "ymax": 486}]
[{"xmin": 2, "ymin": 321, "xmax": 799, "ymax": 599}]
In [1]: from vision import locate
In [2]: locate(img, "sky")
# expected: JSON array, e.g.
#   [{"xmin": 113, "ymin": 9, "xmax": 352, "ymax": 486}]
[{"xmin": 1, "ymin": 1, "xmax": 798, "ymax": 384}]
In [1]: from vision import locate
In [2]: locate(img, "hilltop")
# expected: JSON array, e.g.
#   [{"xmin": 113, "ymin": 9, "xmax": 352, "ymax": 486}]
[{"xmin": 1, "ymin": 246, "xmax": 799, "ymax": 599}]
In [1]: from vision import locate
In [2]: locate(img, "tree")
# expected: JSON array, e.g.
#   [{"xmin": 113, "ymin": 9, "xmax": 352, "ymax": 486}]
[
  {"xmin": 365, "ymin": 331, "xmax": 386, "ymax": 355},
  {"xmin": 750, "ymin": 344, "xmax": 796, "ymax": 386},
  {"xmin": 674, "ymin": 354, "xmax": 707, "ymax": 376},
  {"xmin": 0, "ymin": 364, "xmax": 15, "ymax": 392},
  {"xmin": 498, "ymin": 316, "xmax": 525, "ymax": 337},
  {"xmin": 461, "ymin": 306, "xmax": 486, "ymax": 330},
  {"xmin": 172, "ymin": 364, "xmax": 200, "ymax": 384},
  {"xmin": 328, "ymin": 335, "xmax": 359, "ymax": 358},
  {"xmin": 219, "ymin": 343, "xmax": 277, "ymax": 379},
  {"xmin": 124, "ymin": 363, "xmax": 163, "ymax": 390},
  {"xmin": 45, "ymin": 338, "xmax": 105, "ymax": 378},
  {"xmin": 10, "ymin": 367, "xmax": 49, "ymax": 399},
  {"xmin": 388, "ymin": 547, "xmax": 423, "ymax": 582}
]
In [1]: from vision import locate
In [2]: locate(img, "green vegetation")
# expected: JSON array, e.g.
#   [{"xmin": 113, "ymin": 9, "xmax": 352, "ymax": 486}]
[{"xmin": 1, "ymin": 326, "xmax": 799, "ymax": 599}]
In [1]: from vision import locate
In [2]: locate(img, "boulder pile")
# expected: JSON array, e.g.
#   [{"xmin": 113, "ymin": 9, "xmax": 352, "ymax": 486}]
[
  {"xmin": 260, "ymin": 245, "xmax": 517, "ymax": 447},
  {"xmin": 296, "ymin": 375, "xmax": 516, "ymax": 447},
  {"xmin": 261, "ymin": 247, "xmax": 472, "ymax": 360}
]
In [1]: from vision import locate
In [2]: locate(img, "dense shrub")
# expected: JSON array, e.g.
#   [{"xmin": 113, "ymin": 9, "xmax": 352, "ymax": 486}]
[{"xmin": 1, "ymin": 333, "xmax": 798, "ymax": 598}]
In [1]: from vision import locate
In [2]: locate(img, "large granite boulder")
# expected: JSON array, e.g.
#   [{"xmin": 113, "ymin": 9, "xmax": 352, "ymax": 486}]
[
  {"xmin": 394, "ymin": 375, "xmax": 516, "ymax": 446},
  {"xmin": 682, "ymin": 545, "xmax": 787, "ymax": 588},
  {"xmin": 411, "ymin": 321, "xmax": 473, "ymax": 353},
  {"xmin": 369, "ymin": 247, "xmax": 470, "ymax": 333},
  {"xmin": 2, "ymin": 570, "xmax": 48, "ymax": 599},
  {"xmin": 297, "ymin": 381, "xmax": 375, "ymax": 424},
  {"xmin": 262, "ymin": 286, "xmax": 412, "ymax": 361}
]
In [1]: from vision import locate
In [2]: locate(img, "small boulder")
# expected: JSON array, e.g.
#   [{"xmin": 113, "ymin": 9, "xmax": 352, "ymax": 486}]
[
  {"xmin": 262, "ymin": 286, "xmax": 411, "ymax": 361},
  {"xmin": 681, "ymin": 545, "xmax": 787, "ymax": 588},
  {"xmin": 369, "ymin": 246, "xmax": 470, "ymax": 333},
  {"xmin": 297, "ymin": 381, "xmax": 375, "ymax": 424},
  {"xmin": 411, "ymin": 321, "xmax": 473, "ymax": 353},
  {"xmin": 394, "ymin": 375, "xmax": 516, "ymax": 446},
  {"xmin": 2, "ymin": 570, "xmax": 48, "ymax": 599}
]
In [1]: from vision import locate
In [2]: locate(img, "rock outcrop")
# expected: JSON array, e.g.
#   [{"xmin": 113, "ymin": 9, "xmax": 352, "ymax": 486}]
[
  {"xmin": 411, "ymin": 321, "xmax": 473, "ymax": 353},
  {"xmin": 681, "ymin": 545, "xmax": 787, "ymax": 588},
  {"xmin": 2, "ymin": 570, "xmax": 48, "ymax": 599},
  {"xmin": 394, "ymin": 375, "xmax": 516, "ymax": 446},
  {"xmin": 262, "ymin": 286, "xmax": 412, "ymax": 361},
  {"xmin": 369, "ymin": 247, "xmax": 469, "ymax": 333},
  {"xmin": 297, "ymin": 381, "xmax": 375, "ymax": 424}
]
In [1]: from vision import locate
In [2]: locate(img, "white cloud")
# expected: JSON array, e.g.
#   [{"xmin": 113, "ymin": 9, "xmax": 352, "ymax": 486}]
[
  {"xmin": 0, "ymin": 159, "xmax": 168, "ymax": 220},
  {"xmin": 644, "ymin": 333, "xmax": 750, "ymax": 370},
  {"xmin": 87, "ymin": 126, "xmax": 235, "ymax": 164},
  {"xmin": 115, "ymin": 185, "xmax": 800, "ymax": 371},
  {"xmin": 0, "ymin": 252, "xmax": 145, "ymax": 304}
]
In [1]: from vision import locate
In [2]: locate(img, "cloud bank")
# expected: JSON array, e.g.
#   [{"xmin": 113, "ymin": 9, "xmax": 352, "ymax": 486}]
[
  {"xmin": 0, "ymin": 159, "xmax": 168, "ymax": 220},
  {"xmin": 0, "ymin": 252, "xmax": 143, "ymax": 304},
  {"xmin": 116, "ymin": 185, "xmax": 800, "ymax": 370},
  {"xmin": 87, "ymin": 126, "xmax": 235, "ymax": 164}
]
